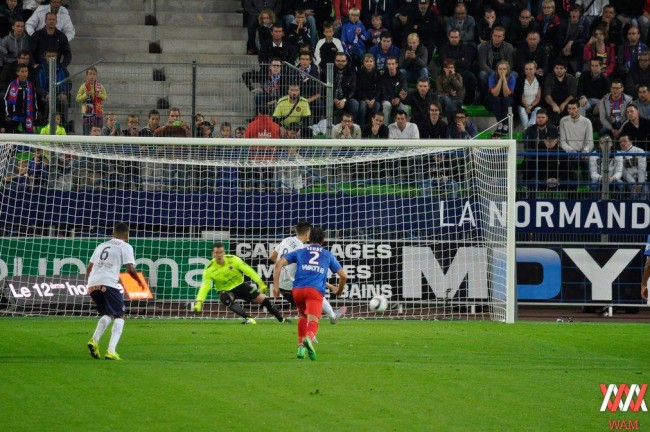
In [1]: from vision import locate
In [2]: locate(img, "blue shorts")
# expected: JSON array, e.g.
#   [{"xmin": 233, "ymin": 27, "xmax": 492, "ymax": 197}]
[{"xmin": 89, "ymin": 285, "xmax": 125, "ymax": 316}]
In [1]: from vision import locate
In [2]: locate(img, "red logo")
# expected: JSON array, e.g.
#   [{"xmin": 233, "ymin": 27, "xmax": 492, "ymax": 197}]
[{"xmin": 600, "ymin": 384, "xmax": 648, "ymax": 412}]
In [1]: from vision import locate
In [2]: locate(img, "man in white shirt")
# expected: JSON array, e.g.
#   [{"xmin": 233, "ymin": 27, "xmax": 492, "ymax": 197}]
[
  {"xmin": 559, "ymin": 99, "xmax": 594, "ymax": 187},
  {"xmin": 86, "ymin": 223, "xmax": 144, "ymax": 361},
  {"xmin": 26, "ymin": 0, "xmax": 75, "ymax": 41},
  {"xmin": 269, "ymin": 222, "xmax": 346, "ymax": 330},
  {"xmin": 388, "ymin": 109, "xmax": 419, "ymax": 139},
  {"xmin": 589, "ymin": 134, "xmax": 623, "ymax": 197},
  {"xmin": 575, "ymin": 0, "xmax": 608, "ymax": 22},
  {"xmin": 388, "ymin": 109, "xmax": 420, "ymax": 181},
  {"xmin": 619, "ymin": 134, "xmax": 648, "ymax": 200}
]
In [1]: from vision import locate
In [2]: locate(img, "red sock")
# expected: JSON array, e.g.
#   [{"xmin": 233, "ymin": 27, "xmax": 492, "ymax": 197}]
[
  {"xmin": 297, "ymin": 316, "xmax": 307, "ymax": 343},
  {"xmin": 307, "ymin": 320, "xmax": 319, "ymax": 341}
]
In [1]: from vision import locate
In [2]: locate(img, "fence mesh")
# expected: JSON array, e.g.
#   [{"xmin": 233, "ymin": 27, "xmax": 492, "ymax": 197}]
[{"xmin": 66, "ymin": 61, "xmax": 329, "ymax": 137}]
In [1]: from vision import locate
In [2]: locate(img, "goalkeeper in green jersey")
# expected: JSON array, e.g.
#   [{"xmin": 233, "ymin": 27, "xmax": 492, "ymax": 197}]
[{"xmin": 193, "ymin": 242, "xmax": 286, "ymax": 324}]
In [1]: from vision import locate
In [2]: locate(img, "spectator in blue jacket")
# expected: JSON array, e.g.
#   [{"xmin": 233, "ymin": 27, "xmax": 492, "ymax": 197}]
[{"xmin": 369, "ymin": 30, "xmax": 400, "ymax": 73}]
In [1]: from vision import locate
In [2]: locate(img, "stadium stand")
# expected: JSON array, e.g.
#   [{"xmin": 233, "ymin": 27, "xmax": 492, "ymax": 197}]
[{"xmin": 66, "ymin": 0, "xmax": 256, "ymax": 132}]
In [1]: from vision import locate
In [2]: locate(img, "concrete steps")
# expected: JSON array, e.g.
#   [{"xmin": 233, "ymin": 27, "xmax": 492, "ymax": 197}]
[
  {"xmin": 72, "ymin": 52, "xmax": 256, "ymax": 65},
  {"xmin": 69, "ymin": 10, "xmax": 146, "ymax": 25},
  {"xmin": 152, "ymin": 0, "xmax": 240, "ymax": 13},
  {"xmin": 68, "ymin": 64, "xmax": 257, "ymax": 82},
  {"xmin": 67, "ymin": 0, "xmax": 146, "ymax": 11},
  {"xmin": 156, "ymin": 12, "xmax": 242, "ymax": 28},
  {"xmin": 68, "ymin": 0, "xmax": 240, "ymax": 14},
  {"xmin": 73, "ymin": 24, "xmax": 247, "ymax": 40},
  {"xmin": 70, "ymin": 37, "xmax": 247, "ymax": 56},
  {"xmin": 102, "ymin": 95, "xmax": 254, "ymax": 111},
  {"xmin": 161, "ymin": 39, "xmax": 247, "ymax": 55},
  {"xmin": 65, "ymin": 0, "xmax": 255, "ymax": 132},
  {"xmin": 101, "ymin": 82, "xmax": 251, "ymax": 99},
  {"xmin": 70, "ymin": 38, "xmax": 151, "ymax": 54}
]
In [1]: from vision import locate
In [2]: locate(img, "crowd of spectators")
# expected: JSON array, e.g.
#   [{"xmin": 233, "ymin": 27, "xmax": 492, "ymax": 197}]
[
  {"xmin": 239, "ymin": 1, "xmax": 650, "ymax": 137},
  {"xmin": 234, "ymin": 0, "xmax": 650, "ymax": 194},
  {"xmin": 0, "ymin": 0, "xmax": 73, "ymax": 132},
  {"xmin": 2, "ymin": 0, "xmax": 649, "ymax": 197}
]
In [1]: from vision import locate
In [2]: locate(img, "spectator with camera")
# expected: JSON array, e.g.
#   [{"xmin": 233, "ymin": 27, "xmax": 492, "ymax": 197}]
[
  {"xmin": 154, "ymin": 107, "xmax": 191, "ymax": 138},
  {"xmin": 434, "ymin": 28, "xmax": 476, "ymax": 104},
  {"xmin": 398, "ymin": 32, "xmax": 428, "ymax": 85},
  {"xmin": 435, "ymin": 59, "xmax": 464, "ymax": 124}
]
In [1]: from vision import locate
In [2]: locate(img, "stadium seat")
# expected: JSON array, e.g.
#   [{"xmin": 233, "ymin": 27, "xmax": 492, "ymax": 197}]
[{"xmin": 462, "ymin": 105, "xmax": 492, "ymax": 118}]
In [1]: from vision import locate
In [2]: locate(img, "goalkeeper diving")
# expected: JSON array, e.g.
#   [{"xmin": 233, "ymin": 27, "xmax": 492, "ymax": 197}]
[{"xmin": 193, "ymin": 242, "xmax": 287, "ymax": 324}]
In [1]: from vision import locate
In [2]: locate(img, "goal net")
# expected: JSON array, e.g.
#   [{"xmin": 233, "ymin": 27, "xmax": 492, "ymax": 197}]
[{"xmin": 0, "ymin": 134, "xmax": 516, "ymax": 322}]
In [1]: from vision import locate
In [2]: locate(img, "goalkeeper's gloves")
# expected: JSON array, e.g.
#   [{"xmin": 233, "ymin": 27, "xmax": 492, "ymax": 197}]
[
  {"xmin": 193, "ymin": 300, "xmax": 203, "ymax": 313},
  {"xmin": 259, "ymin": 284, "xmax": 268, "ymax": 294}
]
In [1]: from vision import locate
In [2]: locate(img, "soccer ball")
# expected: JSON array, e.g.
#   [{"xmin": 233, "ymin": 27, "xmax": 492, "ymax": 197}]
[{"xmin": 369, "ymin": 295, "xmax": 388, "ymax": 313}]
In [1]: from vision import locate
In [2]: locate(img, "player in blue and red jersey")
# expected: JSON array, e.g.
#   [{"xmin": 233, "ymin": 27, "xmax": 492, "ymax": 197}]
[{"xmin": 273, "ymin": 226, "xmax": 347, "ymax": 361}]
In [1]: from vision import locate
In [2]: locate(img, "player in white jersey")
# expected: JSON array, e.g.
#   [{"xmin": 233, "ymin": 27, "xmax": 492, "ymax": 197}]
[
  {"xmin": 86, "ymin": 223, "xmax": 144, "ymax": 360},
  {"xmin": 269, "ymin": 222, "xmax": 346, "ymax": 324}
]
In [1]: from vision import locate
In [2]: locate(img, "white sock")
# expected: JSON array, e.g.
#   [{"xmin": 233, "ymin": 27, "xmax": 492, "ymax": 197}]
[
  {"xmin": 322, "ymin": 298, "xmax": 335, "ymax": 320},
  {"xmin": 92, "ymin": 315, "xmax": 112, "ymax": 342},
  {"xmin": 107, "ymin": 318, "xmax": 125, "ymax": 353}
]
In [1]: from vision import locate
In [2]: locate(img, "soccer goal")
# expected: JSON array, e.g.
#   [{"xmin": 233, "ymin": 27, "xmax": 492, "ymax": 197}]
[{"xmin": 0, "ymin": 134, "xmax": 516, "ymax": 322}]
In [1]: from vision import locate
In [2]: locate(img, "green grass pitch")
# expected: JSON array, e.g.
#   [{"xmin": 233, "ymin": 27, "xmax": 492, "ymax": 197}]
[{"xmin": 0, "ymin": 317, "xmax": 648, "ymax": 432}]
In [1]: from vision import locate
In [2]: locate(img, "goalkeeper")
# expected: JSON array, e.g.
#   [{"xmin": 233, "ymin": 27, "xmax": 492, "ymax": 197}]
[{"xmin": 193, "ymin": 242, "xmax": 286, "ymax": 324}]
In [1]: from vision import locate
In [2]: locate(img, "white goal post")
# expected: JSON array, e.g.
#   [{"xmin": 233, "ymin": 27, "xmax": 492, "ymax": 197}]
[{"xmin": 0, "ymin": 134, "xmax": 516, "ymax": 322}]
